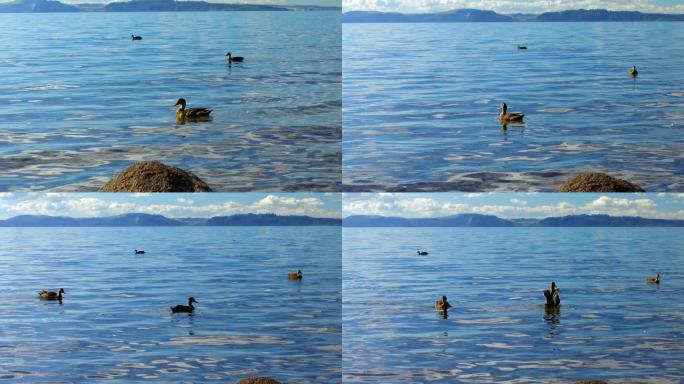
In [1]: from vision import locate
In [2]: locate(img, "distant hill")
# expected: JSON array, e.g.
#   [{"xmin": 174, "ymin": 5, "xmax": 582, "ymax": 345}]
[
  {"xmin": 343, "ymin": 214, "xmax": 516, "ymax": 227},
  {"xmin": 0, "ymin": 0, "xmax": 78, "ymax": 12},
  {"xmin": 0, "ymin": 213, "xmax": 340, "ymax": 226},
  {"xmin": 206, "ymin": 213, "xmax": 340, "ymax": 226},
  {"xmin": 0, "ymin": 213, "xmax": 182, "ymax": 226},
  {"xmin": 342, "ymin": 9, "xmax": 514, "ymax": 22},
  {"xmin": 538, "ymin": 214, "xmax": 684, "ymax": 227},
  {"xmin": 537, "ymin": 9, "xmax": 684, "ymax": 21},
  {"xmin": 0, "ymin": 0, "xmax": 340, "ymax": 12},
  {"xmin": 342, "ymin": 8, "xmax": 684, "ymax": 22},
  {"xmin": 343, "ymin": 214, "xmax": 684, "ymax": 227}
]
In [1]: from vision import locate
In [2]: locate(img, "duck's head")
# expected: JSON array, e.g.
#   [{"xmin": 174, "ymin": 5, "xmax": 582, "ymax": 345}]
[
  {"xmin": 551, "ymin": 281, "xmax": 557, "ymax": 291},
  {"xmin": 188, "ymin": 297, "xmax": 198, "ymax": 304},
  {"xmin": 499, "ymin": 103, "xmax": 508, "ymax": 114},
  {"xmin": 174, "ymin": 98, "xmax": 187, "ymax": 109},
  {"xmin": 297, "ymin": 269, "xmax": 302, "ymax": 274},
  {"xmin": 225, "ymin": 52, "xmax": 232, "ymax": 57},
  {"xmin": 442, "ymin": 295, "xmax": 448, "ymax": 302},
  {"xmin": 59, "ymin": 288, "xmax": 65, "ymax": 294}
]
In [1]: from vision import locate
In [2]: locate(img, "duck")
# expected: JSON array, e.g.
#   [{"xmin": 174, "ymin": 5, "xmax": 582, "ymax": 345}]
[
  {"xmin": 174, "ymin": 98, "xmax": 212, "ymax": 121},
  {"xmin": 517, "ymin": 44, "xmax": 527, "ymax": 50},
  {"xmin": 288, "ymin": 270, "xmax": 303, "ymax": 280},
  {"xmin": 171, "ymin": 297, "xmax": 197, "ymax": 313},
  {"xmin": 435, "ymin": 295, "xmax": 452, "ymax": 310},
  {"xmin": 543, "ymin": 281, "xmax": 560, "ymax": 307},
  {"xmin": 39, "ymin": 288, "xmax": 65, "ymax": 300},
  {"xmin": 134, "ymin": 249, "xmax": 145, "ymax": 254},
  {"xmin": 629, "ymin": 65, "xmax": 638, "ymax": 77},
  {"xmin": 131, "ymin": 35, "xmax": 143, "ymax": 40},
  {"xmin": 225, "ymin": 52, "xmax": 244, "ymax": 64},
  {"xmin": 646, "ymin": 272, "xmax": 660, "ymax": 284},
  {"xmin": 498, "ymin": 103, "xmax": 525, "ymax": 123},
  {"xmin": 417, "ymin": 251, "xmax": 429, "ymax": 256}
]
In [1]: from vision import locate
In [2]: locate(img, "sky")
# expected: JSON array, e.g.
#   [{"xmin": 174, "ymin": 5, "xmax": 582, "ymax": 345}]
[
  {"xmin": 342, "ymin": 0, "xmax": 684, "ymax": 13},
  {"xmin": 343, "ymin": 193, "xmax": 684, "ymax": 219},
  {"xmin": 0, "ymin": 193, "xmax": 340, "ymax": 219},
  {"xmin": 56, "ymin": 0, "xmax": 340, "ymax": 5}
]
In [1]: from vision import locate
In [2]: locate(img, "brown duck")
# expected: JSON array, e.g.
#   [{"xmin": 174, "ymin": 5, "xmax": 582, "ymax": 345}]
[
  {"xmin": 498, "ymin": 103, "xmax": 525, "ymax": 123},
  {"xmin": 175, "ymin": 98, "xmax": 212, "ymax": 121},
  {"xmin": 171, "ymin": 297, "xmax": 197, "ymax": 313},
  {"xmin": 39, "ymin": 288, "xmax": 65, "ymax": 300}
]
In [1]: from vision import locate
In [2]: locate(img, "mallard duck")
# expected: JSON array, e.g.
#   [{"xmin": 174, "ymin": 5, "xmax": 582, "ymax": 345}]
[
  {"xmin": 417, "ymin": 251, "xmax": 428, "ymax": 256},
  {"xmin": 435, "ymin": 295, "xmax": 452, "ymax": 310},
  {"xmin": 39, "ymin": 288, "xmax": 65, "ymax": 300},
  {"xmin": 171, "ymin": 297, "xmax": 197, "ymax": 313},
  {"xmin": 646, "ymin": 272, "xmax": 660, "ymax": 284},
  {"xmin": 543, "ymin": 281, "xmax": 560, "ymax": 307},
  {"xmin": 517, "ymin": 44, "xmax": 527, "ymax": 50},
  {"xmin": 134, "ymin": 249, "xmax": 145, "ymax": 254},
  {"xmin": 288, "ymin": 270, "xmax": 303, "ymax": 280},
  {"xmin": 498, "ymin": 103, "xmax": 525, "ymax": 123},
  {"xmin": 175, "ymin": 98, "xmax": 212, "ymax": 121},
  {"xmin": 225, "ymin": 52, "xmax": 244, "ymax": 63},
  {"xmin": 629, "ymin": 65, "xmax": 638, "ymax": 77},
  {"xmin": 131, "ymin": 35, "xmax": 142, "ymax": 40}
]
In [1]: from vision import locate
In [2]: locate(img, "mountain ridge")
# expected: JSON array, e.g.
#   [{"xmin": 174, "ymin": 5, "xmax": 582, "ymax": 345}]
[
  {"xmin": 343, "ymin": 214, "xmax": 684, "ymax": 227},
  {"xmin": 342, "ymin": 8, "xmax": 684, "ymax": 22},
  {"xmin": 0, "ymin": 213, "xmax": 341, "ymax": 226}
]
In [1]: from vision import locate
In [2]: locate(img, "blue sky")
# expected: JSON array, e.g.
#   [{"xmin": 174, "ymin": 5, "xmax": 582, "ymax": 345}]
[
  {"xmin": 343, "ymin": 193, "xmax": 684, "ymax": 219},
  {"xmin": 56, "ymin": 0, "xmax": 340, "ymax": 5},
  {"xmin": 0, "ymin": 193, "xmax": 340, "ymax": 219},
  {"xmin": 343, "ymin": 0, "xmax": 684, "ymax": 13}
]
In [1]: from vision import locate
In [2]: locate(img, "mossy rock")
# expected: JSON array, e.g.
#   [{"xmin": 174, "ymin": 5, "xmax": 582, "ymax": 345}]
[
  {"xmin": 100, "ymin": 161, "xmax": 212, "ymax": 192},
  {"xmin": 558, "ymin": 172, "xmax": 644, "ymax": 192}
]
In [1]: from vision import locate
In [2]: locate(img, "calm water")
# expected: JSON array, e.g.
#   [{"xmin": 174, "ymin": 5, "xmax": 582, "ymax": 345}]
[
  {"xmin": 343, "ymin": 227, "xmax": 684, "ymax": 383},
  {"xmin": 0, "ymin": 12, "xmax": 341, "ymax": 191},
  {"xmin": 343, "ymin": 22, "xmax": 684, "ymax": 192},
  {"xmin": 0, "ymin": 226, "xmax": 341, "ymax": 383}
]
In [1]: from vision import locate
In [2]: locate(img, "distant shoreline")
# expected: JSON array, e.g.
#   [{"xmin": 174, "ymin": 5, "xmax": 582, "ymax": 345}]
[
  {"xmin": 0, "ymin": 0, "xmax": 340, "ymax": 13},
  {"xmin": 342, "ymin": 8, "xmax": 684, "ymax": 23}
]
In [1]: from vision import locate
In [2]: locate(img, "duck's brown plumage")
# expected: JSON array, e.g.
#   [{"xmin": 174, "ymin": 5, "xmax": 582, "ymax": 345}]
[
  {"xmin": 175, "ymin": 98, "xmax": 212, "ymax": 121},
  {"xmin": 288, "ymin": 270, "xmax": 303, "ymax": 280},
  {"xmin": 435, "ymin": 295, "xmax": 452, "ymax": 310},
  {"xmin": 499, "ymin": 103, "xmax": 525, "ymax": 123},
  {"xmin": 646, "ymin": 272, "xmax": 660, "ymax": 284},
  {"xmin": 39, "ymin": 288, "xmax": 65, "ymax": 300}
]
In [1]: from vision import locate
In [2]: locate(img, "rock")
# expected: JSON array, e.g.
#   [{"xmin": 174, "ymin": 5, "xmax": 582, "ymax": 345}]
[
  {"xmin": 235, "ymin": 378, "xmax": 283, "ymax": 384},
  {"xmin": 99, "ymin": 161, "xmax": 212, "ymax": 192},
  {"xmin": 558, "ymin": 172, "xmax": 644, "ymax": 192}
]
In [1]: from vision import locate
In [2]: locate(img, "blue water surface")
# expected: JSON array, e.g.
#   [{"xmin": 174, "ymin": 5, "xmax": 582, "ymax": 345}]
[
  {"xmin": 0, "ymin": 226, "xmax": 341, "ymax": 383},
  {"xmin": 0, "ymin": 12, "xmax": 341, "ymax": 191},
  {"xmin": 343, "ymin": 227, "xmax": 684, "ymax": 383},
  {"xmin": 343, "ymin": 22, "xmax": 684, "ymax": 191}
]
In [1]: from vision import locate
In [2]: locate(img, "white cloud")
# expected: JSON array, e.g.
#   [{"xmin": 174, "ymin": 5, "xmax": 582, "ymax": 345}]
[{"xmin": 0, "ymin": 194, "xmax": 338, "ymax": 219}]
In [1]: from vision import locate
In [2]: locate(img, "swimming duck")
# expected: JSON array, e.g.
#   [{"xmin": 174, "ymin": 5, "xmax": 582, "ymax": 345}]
[
  {"xmin": 646, "ymin": 272, "xmax": 660, "ymax": 284},
  {"xmin": 543, "ymin": 281, "xmax": 560, "ymax": 307},
  {"xmin": 131, "ymin": 35, "xmax": 143, "ymax": 40},
  {"xmin": 629, "ymin": 65, "xmax": 638, "ymax": 77},
  {"xmin": 288, "ymin": 270, "xmax": 303, "ymax": 280},
  {"xmin": 39, "ymin": 288, "xmax": 65, "ymax": 300},
  {"xmin": 225, "ymin": 52, "xmax": 244, "ymax": 64},
  {"xmin": 435, "ymin": 295, "xmax": 452, "ymax": 310},
  {"xmin": 417, "ymin": 251, "xmax": 429, "ymax": 256},
  {"xmin": 498, "ymin": 103, "xmax": 525, "ymax": 123},
  {"xmin": 171, "ymin": 297, "xmax": 197, "ymax": 313},
  {"xmin": 517, "ymin": 44, "xmax": 527, "ymax": 50},
  {"xmin": 134, "ymin": 249, "xmax": 145, "ymax": 254},
  {"xmin": 174, "ymin": 98, "xmax": 212, "ymax": 121}
]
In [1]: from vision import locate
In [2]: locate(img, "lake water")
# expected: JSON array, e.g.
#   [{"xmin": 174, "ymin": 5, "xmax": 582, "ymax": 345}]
[
  {"xmin": 0, "ymin": 226, "xmax": 341, "ymax": 383},
  {"xmin": 343, "ymin": 22, "xmax": 684, "ymax": 192},
  {"xmin": 343, "ymin": 227, "xmax": 684, "ymax": 383},
  {"xmin": 0, "ymin": 12, "xmax": 341, "ymax": 191}
]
